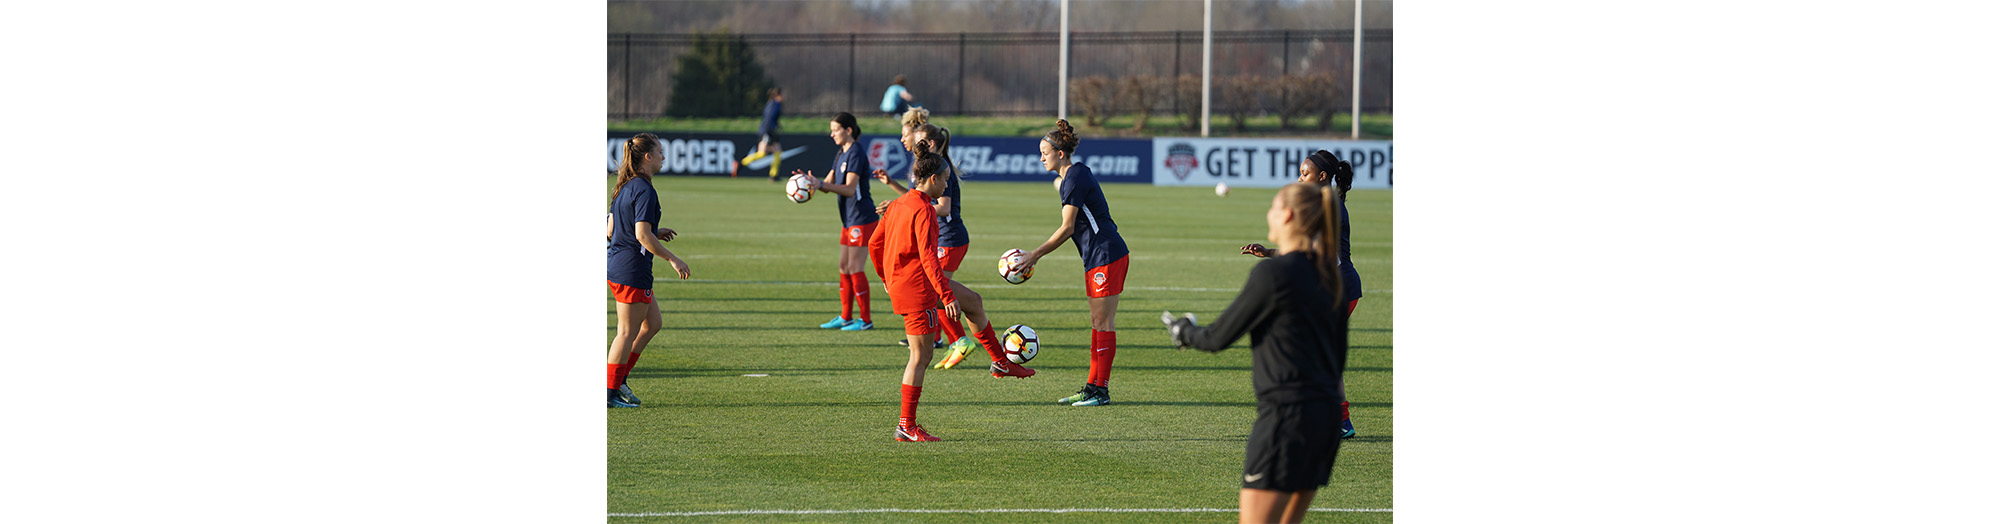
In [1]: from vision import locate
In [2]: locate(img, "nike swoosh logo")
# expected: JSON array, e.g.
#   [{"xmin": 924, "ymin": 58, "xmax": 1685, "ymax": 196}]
[
  {"xmin": 743, "ymin": 146, "xmax": 810, "ymax": 169},
  {"xmin": 1094, "ymin": 347, "xmax": 1107, "ymax": 353},
  {"xmin": 1245, "ymin": 473, "xmax": 1264, "ymax": 482}
]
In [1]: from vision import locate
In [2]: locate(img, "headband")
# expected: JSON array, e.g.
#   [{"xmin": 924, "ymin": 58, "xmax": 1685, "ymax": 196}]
[{"xmin": 1307, "ymin": 151, "xmax": 1335, "ymax": 174}]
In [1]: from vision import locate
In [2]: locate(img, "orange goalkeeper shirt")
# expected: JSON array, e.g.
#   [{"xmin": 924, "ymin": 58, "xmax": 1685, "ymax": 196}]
[{"xmin": 869, "ymin": 190, "xmax": 956, "ymax": 315}]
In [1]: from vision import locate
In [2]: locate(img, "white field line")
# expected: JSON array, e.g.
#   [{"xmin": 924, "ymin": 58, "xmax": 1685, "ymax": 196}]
[
  {"xmin": 678, "ymin": 253, "xmax": 1391, "ymax": 264},
  {"xmin": 665, "ymin": 230, "xmax": 1392, "ymax": 247},
  {"xmin": 610, "ymin": 507, "xmax": 1392, "ymax": 517},
  {"xmin": 653, "ymin": 278, "xmax": 1390, "ymax": 295}
]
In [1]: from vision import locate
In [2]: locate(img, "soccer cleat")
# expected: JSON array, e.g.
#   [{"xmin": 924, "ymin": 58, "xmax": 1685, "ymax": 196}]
[
  {"xmin": 608, "ymin": 390, "xmax": 638, "ymax": 408},
  {"xmin": 894, "ymin": 424, "xmax": 942, "ymax": 442},
  {"xmin": 840, "ymin": 320, "xmax": 874, "ymax": 331},
  {"xmin": 935, "ymin": 337, "xmax": 976, "ymax": 369},
  {"xmin": 1057, "ymin": 384, "xmax": 1095, "ymax": 404},
  {"xmin": 616, "ymin": 382, "xmax": 641, "ymax": 406},
  {"xmin": 1069, "ymin": 386, "xmax": 1110, "ymax": 407},
  {"xmin": 990, "ymin": 361, "xmax": 1036, "ymax": 378},
  {"xmin": 819, "ymin": 316, "xmax": 854, "ymax": 329},
  {"xmin": 1341, "ymin": 418, "xmax": 1357, "ymax": 439}
]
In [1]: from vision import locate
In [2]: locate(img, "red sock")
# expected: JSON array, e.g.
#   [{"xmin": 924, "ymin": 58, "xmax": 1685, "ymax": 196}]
[
  {"xmin": 851, "ymin": 272, "xmax": 872, "ymax": 323},
  {"xmin": 975, "ymin": 323, "xmax": 1006, "ymax": 363},
  {"xmin": 1088, "ymin": 330, "xmax": 1117, "ymax": 387},
  {"xmin": 606, "ymin": 363, "xmax": 623, "ymax": 389},
  {"xmin": 620, "ymin": 351, "xmax": 642, "ymax": 384},
  {"xmin": 838, "ymin": 273, "xmax": 854, "ymax": 320},
  {"xmin": 899, "ymin": 384, "xmax": 922, "ymax": 428},
  {"xmin": 940, "ymin": 313, "xmax": 967, "ymax": 344},
  {"xmin": 1341, "ymin": 401, "xmax": 1351, "ymax": 421}
]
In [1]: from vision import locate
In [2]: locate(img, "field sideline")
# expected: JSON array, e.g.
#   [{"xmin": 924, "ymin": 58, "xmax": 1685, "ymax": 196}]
[{"xmin": 608, "ymin": 175, "xmax": 1393, "ymax": 523}]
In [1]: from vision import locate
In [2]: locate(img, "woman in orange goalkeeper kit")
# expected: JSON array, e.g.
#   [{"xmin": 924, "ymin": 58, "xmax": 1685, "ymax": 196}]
[{"xmin": 869, "ymin": 140, "xmax": 1035, "ymax": 442}]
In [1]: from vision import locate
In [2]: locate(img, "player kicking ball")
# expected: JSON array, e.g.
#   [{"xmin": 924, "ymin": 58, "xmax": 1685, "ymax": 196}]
[{"xmin": 871, "ymin": 141, "xmax": 1035, "ymax": 442}]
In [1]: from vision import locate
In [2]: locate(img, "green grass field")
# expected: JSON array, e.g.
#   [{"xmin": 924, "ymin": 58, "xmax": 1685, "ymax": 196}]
[
  {"xmin": 608, "ymin": 113, "xmax": 1393, "ymax": 140},
  {"xmin": 608, "ymin": 176, "xmax": 1393, "ymax": 523}
]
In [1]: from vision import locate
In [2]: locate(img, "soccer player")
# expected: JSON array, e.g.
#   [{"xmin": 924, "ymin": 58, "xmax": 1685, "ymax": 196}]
[
  {"xmin": 791, "ymin": 113, "xmax": 877, "ymax": 332},
  {"xmin": 876, "ymin": 123, "xmax": 1036, "ymax": 378},
  {"xmin": 874, "ymin": 108, "xmax": 974, "ymax": 361},
  {"xmin": 735, "ymin": 88, "xmax": 785, "ymax": 181},
  {"xmin": 1238, "ymin": 150, "xmax": 1363, "ymax": 439},
  {"xmin": 1164, "ymin": 182, "xmax": 1350, "ymax": 524},
  {"xmin": 606, "ymin": 133, "xmax": 693, "ymax": 408},
  {"xmin": 1015, "ymin": 119, "xmax": 1129, "ymax": 407},
  {"xmin": 868, "ymin": 141, "xmax": 976, "ymax": 441}
]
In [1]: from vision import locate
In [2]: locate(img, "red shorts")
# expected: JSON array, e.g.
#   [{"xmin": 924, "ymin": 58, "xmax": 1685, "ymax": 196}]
[
  {"xmin": 839, "ymin": 222, "xmax": 878, "ymax": 247},
  {"xmin": 1085, "ymin": 255, "xmax": 1130, "ymax": 298},
  {"xmin": 902, "ymin": 308, "xmax": 941, "ymax": 336},
  {"xmin": 936, "ymin": 244, "xmax": 970, "ymax": 272},
  {"xmin": 1345, "ymin": 298, "xmax": 1360, "ymax": 317},
  {"xmin": 608, "ymin": 280, "xmax": 654, "ymax": 304}
]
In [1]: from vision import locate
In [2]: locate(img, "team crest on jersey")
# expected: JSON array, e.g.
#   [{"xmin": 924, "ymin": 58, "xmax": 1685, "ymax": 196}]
[
  {"xmin": 1164, "ymin": 142, "xmax": 1199, "ymax": 181},
  {"xmin": 867, "ymin": 139, "xmax": 909, "ymax": 176},
  {"xmin": 1093, "ymin": 271, "xmax": 1107, "ymax": 286}
]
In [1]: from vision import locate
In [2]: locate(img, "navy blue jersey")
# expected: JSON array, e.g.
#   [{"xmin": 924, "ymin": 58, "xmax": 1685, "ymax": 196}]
[
  {"xmin": 1057, "ymin": 163, "xmax": 1128, "ymax": 268},
  {"xmin": 607, "ymin": 177, "xmax": 661, "ymax": 288},
  {"xmin": 937, "ymin": 159, "xmax": 968, "ymax": 247},
  {"xmin": 1337, "ymin": 199, "xmax": 1363, "ymax": 302},
  {"xmin": 757, "ymin": 100, "xmax": 782, "ymax": 137},
  {"xmin": 834, "ymin": 144, "xmax": 877, "ymax": 227}
]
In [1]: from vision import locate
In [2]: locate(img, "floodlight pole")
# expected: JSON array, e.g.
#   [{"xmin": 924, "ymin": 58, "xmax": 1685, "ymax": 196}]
[
  {"xmin": 1201, "ymin": 0, "xmax": 1212, "ymax": 137},
  {"xmin": 1352, "ymin": 0, "xmax": 1363, "ymax": 139},
  {"xmin": 1058, "ymin": 0, "xmax": 1069, "ymax": 121}
]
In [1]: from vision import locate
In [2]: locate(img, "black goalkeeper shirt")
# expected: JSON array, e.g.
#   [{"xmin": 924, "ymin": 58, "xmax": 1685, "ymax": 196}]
[{"xmin": 1183, "ymin": 252, "xmax": 1348, "ymax": 404}]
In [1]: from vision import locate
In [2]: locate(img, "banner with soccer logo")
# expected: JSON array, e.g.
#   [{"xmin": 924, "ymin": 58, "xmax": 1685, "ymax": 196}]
[{"xmin": 1152, "ymin": 138, "xmax": 1392, "ymax": 189}]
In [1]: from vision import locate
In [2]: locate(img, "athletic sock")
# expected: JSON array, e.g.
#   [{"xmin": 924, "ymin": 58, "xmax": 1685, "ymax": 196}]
[
  {"xmin": 768, "ymin": 154, "xmax": 782, "ymax": 179},
  {"xmin": 899, "ymin": 384, "xmax": 922, "ymax": 428},
  {"xmin": 838, "ymin": 272, "xmax": 854, "ymax": 320},
  {"xmin": 607, "ymin": 362, "xmax": 622, "ymax": 389},
  {"xmin": 620, "ymin": 350, "xmax": 643, "ymax": 385},
  {"xmin": 974, "ymin": 323, "xmax": 1006, "ymax": 362},
  {"xmin": 1087, "ymin": 330, "xmax": 1117, "ymax": 388},
  {"xmin": 852, "ymin": 272, "xmax": 872, "ymax": 323},
  {"xmin": 1341, "ymin": 401, "xmax": 1351, "ymax": 421},
  {"xmin": 940, "ymin": 313, "xmax": 967, "ymax": 345}
]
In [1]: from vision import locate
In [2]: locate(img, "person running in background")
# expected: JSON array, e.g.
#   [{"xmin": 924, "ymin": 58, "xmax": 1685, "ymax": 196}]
[
  {"xmin": 1166, "ymin": 182, "xmax": 1350, "ymax": 524},
  {"xmin": 879, "ymin": 74, "xmax": 918, "ymax": 117},
  {"xmin": 1014, "ymin": 119, "xmax": 1129, "ymax": 407},
  {"xmin": 793, "ymin": 112, "xmax": 877, "ymax": 332},
  {"xmin": 1238, "ymin": 150, "xmax": 1363, "ymax": 439},
  {"xmin": 606, "ymin": 133, "xmax": 693, "ymax": 408},
  {"xmin": 735, "ymin": 88, "xmax": 785, "ymax": 181}
]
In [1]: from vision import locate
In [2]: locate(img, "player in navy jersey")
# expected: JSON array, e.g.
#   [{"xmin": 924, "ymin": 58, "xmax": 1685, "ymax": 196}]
[
  {"xmin": 1165, "ymin": 183, "xmax": 1349, "ymax": 524},
  {"xmin": 1239, "ymin": 150, "xmax": 1364, "ymax": 438},
  {"xmin": 1016, "ymin": 119, "xmax": 1130, "ymax": 407},
  {"xmin": 735, "ymin": 88, "xmax": 785, "ymax": 181},
  {"xmin": 792, "ymin": 112, "xmax": 878, "ymax": 331},
  {"xmin": 875, "ymin": 109, "xmax": 971, "ymax": 358},
  {"xmin": 606, "ymin": 133, "xmax": 693, "ymax": 408}
]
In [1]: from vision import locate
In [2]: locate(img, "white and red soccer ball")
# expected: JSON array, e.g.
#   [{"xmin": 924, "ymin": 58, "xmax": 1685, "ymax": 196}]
[
  {"xmin": 1000, "ymin": 324, "xmax": 1038, "ymax": 364},
  {"xmin": 785, "ymin": 174, "xmax": 817, "ymax": 203},
  {"xmin": 997, "ymin": 248, "xmax": 1032, "ymax": 284}
]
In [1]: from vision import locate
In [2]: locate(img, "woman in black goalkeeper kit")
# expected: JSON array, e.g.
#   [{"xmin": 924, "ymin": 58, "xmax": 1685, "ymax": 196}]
[{"xmin": 1164, "ymin": 182, "xmax": 1348, "ymax": 524}]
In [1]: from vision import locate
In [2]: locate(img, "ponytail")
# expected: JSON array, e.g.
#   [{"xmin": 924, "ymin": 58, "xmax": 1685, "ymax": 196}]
[{"xmin": 615, "ymin": 133, "xmax": 661, "ymax": 197}]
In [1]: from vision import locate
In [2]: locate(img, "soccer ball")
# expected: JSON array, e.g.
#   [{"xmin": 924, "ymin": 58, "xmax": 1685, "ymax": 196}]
[
  {"xmin": 785, "ymin": 174, "xmax": 816, "ymax": 203},
  {"xmin": 997, "ymin": 248, "xmax": 1032, "ymax": 284},
  {"xmin": 1215, "ymin": 182, "xmax": 1230, "ymax": 197},
  {"xmin": 1000, "ymin": 324, "xmax": 1038, "ymax": 364}
]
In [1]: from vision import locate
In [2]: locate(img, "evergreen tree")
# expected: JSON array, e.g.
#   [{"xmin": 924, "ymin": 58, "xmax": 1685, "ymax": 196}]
[{"xmin": 665, "ymin": 31, "xmax": 774, "ymax": 117}]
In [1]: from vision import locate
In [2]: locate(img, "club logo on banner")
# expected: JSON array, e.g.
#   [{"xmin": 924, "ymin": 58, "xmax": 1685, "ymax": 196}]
[
  {"xmin": 1164, "ymin": 142, "xmax": 1200, "ymax": 181},
  {"xmin": 866, "ymin": 139, "xmax": 908, "ymax": 177},
  {"xmin": 1150, "ymin": 138, "xmax": 1392, "ymax": 189}
]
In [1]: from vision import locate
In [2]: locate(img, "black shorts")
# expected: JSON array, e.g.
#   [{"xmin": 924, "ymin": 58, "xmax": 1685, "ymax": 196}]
[
  {"xmin": 759, "ymin": 132, "xmax": 781, "ymax": 146},
  {"xmin": 1241, "ymin": 401, "xmax": 1342, "ymax": 491}
]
